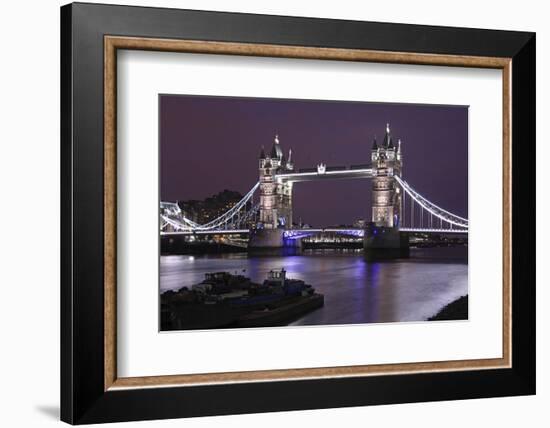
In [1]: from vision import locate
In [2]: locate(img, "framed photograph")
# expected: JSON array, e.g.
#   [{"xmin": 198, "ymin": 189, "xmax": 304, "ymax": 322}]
[{"xmin": 60, "ymin": 2, "xmax": 535, "ymax": 424}]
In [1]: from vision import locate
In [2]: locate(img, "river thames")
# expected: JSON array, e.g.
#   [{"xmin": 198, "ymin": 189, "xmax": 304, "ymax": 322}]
[{"xmin": 160, "ymin": 247, "xmax": 468, "ymax": 326}]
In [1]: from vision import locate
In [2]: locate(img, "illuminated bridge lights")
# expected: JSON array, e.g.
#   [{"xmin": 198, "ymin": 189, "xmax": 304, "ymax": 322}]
[
  {"xmin": 399, "ymin": 227, "xmax": 468, "ymax": 234},
  {"xmin": 160, "ymin": 227, "xmax": 468, "ymax": 237},
  {"xmin": 283, "ymin": 229, "xmax": 367, "ymax": 240},
  {"xmin": 160, "ymin": 164, "xmax": 468, "ymax": 235}
]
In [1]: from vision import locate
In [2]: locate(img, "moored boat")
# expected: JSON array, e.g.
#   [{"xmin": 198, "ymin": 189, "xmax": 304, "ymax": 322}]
[{"xmin": 161, "ymin": 268, "xmax": 324, "ymax": 330}]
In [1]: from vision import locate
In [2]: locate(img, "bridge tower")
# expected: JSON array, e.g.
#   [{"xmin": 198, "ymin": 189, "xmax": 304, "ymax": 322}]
[
  {"xmin": 258, "ymin": 145, "xmax": 277, "ymax": 228},
  {"xmin": 370, "ymin": 124, "xmax": 402, "ymax": 227},
  {"xmin": 251, "ymin": 134, "xmax": 297, "ymax": 249},
  {"xmin": 365, "ymin": 124, "xmax": 408, "ymax": 258},
  {"xmin": 257, "ymin": 134, "xmax": 294, "ymax": 229}
]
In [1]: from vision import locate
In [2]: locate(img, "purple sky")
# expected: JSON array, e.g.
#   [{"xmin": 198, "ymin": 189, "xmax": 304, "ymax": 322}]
[{"xmin": 160, "ymin": 95, "xmax": 468, "ymax": 227}]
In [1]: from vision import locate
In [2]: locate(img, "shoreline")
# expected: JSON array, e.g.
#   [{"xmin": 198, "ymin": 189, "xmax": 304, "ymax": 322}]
[{"xmin": 428, "ymin": 295, "xmax": 468, "ymax": 321}]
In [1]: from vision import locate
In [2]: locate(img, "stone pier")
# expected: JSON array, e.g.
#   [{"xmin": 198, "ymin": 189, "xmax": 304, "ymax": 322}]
[
  {"xmin": 248, "ymin": 228, "xmax": 301, "ymax": 250},
  {"xmin": 363, "ymin": 224, "xmax": 409, "ymax": 259}
]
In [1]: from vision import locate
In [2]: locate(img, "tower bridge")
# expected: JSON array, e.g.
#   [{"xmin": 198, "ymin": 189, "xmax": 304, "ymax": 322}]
[{"xmin": 161, "ymin": 124, "xmax": 468, "ymax": 256}]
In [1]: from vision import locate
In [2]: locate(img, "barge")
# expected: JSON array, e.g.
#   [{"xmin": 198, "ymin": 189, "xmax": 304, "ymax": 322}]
[{"xmin": 161, "ymin": 269, "xmax": 324, "ymax": 330}]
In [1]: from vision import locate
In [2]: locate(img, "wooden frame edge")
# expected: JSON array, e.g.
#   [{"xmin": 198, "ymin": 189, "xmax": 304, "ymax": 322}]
[
  {"xmin": 110, "ymin": 357, "xmax": 508, "ymax": 390},
  {"xmin": 103, "ymin": 35, "xmax": 512, "ymax": 391},
  {"xmin": 105, "ymin": 36, "xmax": 511, "ymax": 68},
  {"xmin": 502, "ymin": 61, "xmax": 513, "ymax": 369},
  {"xmin": 104, "ymin": 37, "xmax": 117, "ymax": 390}
]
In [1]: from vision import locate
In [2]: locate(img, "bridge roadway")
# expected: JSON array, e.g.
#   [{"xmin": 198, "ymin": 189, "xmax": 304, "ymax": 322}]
[{"xmin": 161, "ymin": 227, "xmax": 468, "ymax": 237}]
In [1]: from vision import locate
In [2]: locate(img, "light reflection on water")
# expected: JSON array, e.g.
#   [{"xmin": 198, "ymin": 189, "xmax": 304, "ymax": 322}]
[{"xmin": 160, "ymin": 247, "xmax": 468, "ymax": 325}]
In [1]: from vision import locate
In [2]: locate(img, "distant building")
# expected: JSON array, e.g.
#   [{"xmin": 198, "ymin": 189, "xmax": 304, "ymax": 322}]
[{"xmin": 178, "ymin": 190, "xmax": 245, "ymax": 224}]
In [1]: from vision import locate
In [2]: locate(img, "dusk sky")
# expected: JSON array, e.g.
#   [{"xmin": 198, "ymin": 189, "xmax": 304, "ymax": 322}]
[{"xmin": 160, "ymin": 95, "xmax": 468, "ymax": 227}]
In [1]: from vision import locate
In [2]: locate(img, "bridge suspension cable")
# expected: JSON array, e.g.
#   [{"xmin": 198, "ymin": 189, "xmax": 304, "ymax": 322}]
[
  {"xmin": 160, "ymin": 175, "xmax": 467, "ymax": 234},
  {"xmin": 395, "ymin": 175, "xmax": 468, "ymax": 230},
  {"xmin": 160, "ymin": 182, "xmax": 260, "ymax": 232}
]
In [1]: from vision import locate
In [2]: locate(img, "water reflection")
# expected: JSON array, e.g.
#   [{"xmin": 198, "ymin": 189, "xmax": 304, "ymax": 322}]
[{"xmin": 160, "ymin": 247, "xmax": 468, "ymax": 325}]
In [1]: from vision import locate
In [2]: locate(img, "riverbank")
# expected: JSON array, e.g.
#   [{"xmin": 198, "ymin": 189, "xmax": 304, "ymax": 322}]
[{"xmin": 428, "ymin": 295, "xmax": 468, "ymax": 321}]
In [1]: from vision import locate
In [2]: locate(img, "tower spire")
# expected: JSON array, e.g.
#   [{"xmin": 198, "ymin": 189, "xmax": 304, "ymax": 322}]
[
  {"xmin": 372, "ymin": 135, "xmax": 378, "ymax": 150},
  {"xmin": 285, "ymin": 148, "xmax": 294, "ymax": 170},
  {"xmin": 383, "ymin": 122, "xmax": 393, "ymax": 147},
  {"xmin": 270, "ymin": 132, "xmax": 283, "ymax": 159}
]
